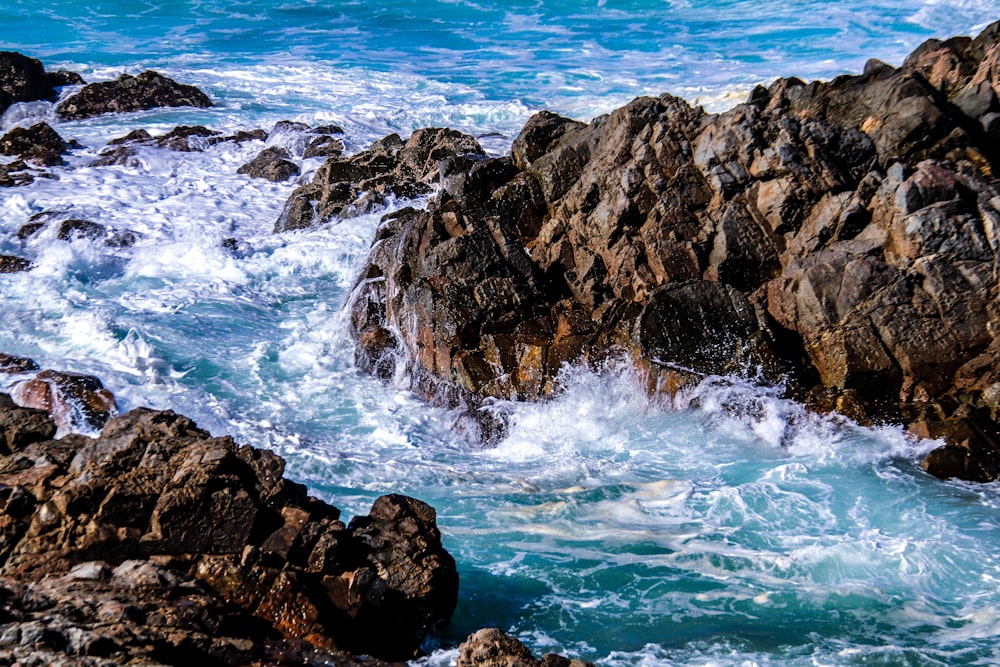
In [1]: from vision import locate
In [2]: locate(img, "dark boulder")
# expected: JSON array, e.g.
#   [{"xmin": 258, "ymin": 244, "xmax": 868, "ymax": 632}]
[
  {"xmin": 0, "ymin": 122, "xmax": 69, "ymax": 166},
  {"xmin": 458, "ymin": 629, "xmax": 594, "ymax": 667},
  {"xmin": 237, "ymin": 146, "xmax": 300, "ymax": 181},
  {"xmin": 56, "ymin": 70, "xmax": 212, "ymax": 120},
  {"xmin": 45, "ymin": 69, "xmax": 85, "ymax": 87},
  {"xmin": 0, "ymin": 52, "xmax": 54, "ymax": 114}
]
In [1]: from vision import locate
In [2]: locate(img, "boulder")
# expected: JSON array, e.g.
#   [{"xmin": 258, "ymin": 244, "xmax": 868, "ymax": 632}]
[
  {"xmin": 0, "ymin": 52, "xmax": 54, "ymax": 114},
  {"xmin": 0, "ymin": 122, "xmax": 69, "ymax": 166},
  {"xmin": 0, "ymin": 160, "xmax": 33, "ymax": 187},
  {"xmin": 457, "ymin": 629, "xmax": 593, "ymax": 667},
  {"xmin": 56, "ymin": 71, "xmax": 212, "ymax": 120},
  {"xmin": 347, "ymin": 20, "xmax": 1000, "ymax": 481},
  {"xmin": 237, "ymin": 146, "xmax": 300, "ymax": 181}
]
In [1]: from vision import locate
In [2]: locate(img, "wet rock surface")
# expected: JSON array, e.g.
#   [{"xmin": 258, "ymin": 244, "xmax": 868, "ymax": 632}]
[
  {"xmin": 56, "ymin": 70, "xmax": 212, "ymax": 120},
  {"xmin": 275, "ymin": 126, "xmax": 485, "ymax": 232},
  {"xmin": 237, "ymin": 146, "xmax": 300, "ymax": 181},
  {"xmin": 0, "ymin": 357, "xmax": 459, "ymax": 664},
  {"xmin": 348, "ymin": 21, "xmax": 1000, "ymax": 481},
  {"xmin": 457, "ymin": 629, "xmax": 594, "ymax": 667},
  {"xmin": 0, "ymin": 122, "xmax": 70, "ymax": 167},
  {"xmin": 0, "ymin": 52, "xmax": 55, "ymax": 114}
]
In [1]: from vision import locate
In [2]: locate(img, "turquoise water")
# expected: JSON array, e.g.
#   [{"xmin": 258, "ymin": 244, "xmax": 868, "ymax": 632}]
[{"xmin": 2, "ymin": 1, "xmax": 1000, "ymax": 665}]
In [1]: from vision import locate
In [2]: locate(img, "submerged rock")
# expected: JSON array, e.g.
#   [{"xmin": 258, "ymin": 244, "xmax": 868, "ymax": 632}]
[
  {"xmin": 348, "ymin": 21, "xmax": 1000, "ymax": 482},
  {"xmin": 56, "ymin": 70, "xmax": 212, "ymax": 120}
]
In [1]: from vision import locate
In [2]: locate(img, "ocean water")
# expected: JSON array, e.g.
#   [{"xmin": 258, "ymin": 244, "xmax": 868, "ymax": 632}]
[{"xmin": 2, "ymin": 1, "xmax": 1000, "ymax": 665}]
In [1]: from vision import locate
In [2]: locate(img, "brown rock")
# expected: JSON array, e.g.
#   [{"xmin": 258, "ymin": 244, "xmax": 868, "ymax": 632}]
[
  {"xmin": 457, "ymin": 629, "xmax": 594, "ymax": 667},
  {"xmin": 0, "ymin": 255, "xmax": 31, "ymax": 273},
  {"xmin": 347, "ymin": 20, "xmax": 1000, "ymax": 482}
]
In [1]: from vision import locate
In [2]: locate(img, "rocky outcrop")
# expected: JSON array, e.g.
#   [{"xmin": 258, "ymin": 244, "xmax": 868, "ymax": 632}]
[
  {"xmin": 275, "ymin": 127, "xmax": 485, "ymax": 232},
  {"xmin": 348, "ymin": 21, "xmax": 1000, "ymax": 481},
  {"xmin": 56, "ymin": 71, "xmax": 212, "ymax": 120},
  {"xmin": 0, "ymin": 363, "xmax": 459, "ymax": 663},
  {"xmin": 457, "ymin": 629, "xmax": 593, "ymax": 667}
]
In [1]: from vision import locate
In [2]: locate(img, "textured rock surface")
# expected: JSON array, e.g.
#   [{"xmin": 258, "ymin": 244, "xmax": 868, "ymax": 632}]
[
  {"xmin": 92, "ymin": 125, "xmax": 265, "ymax": 167},
  {"xmin": 0, "ymin": 122, "xmax": 70, "ymax": 167},
  {"xmin": 275, "ymin": 127, "xmax": 485, "ymax": 232},
  {"xmin": 237, "ymin": 146, "xmax": 300, "ymax": 181},
  {"xmin": 0, "ymin": 52, "xmax": 55, "ymax": 113},
  {"xmin": 457, "ymin": 629, "xmax": 593, "ymax": 667},
  {"xmin": 0, "ymin": 359, "xmax": 459, "ymax": 663},
  {"xmin": 349, "ymin": 21, "xmax": 1000, "ymax": 481},
  {"xmin": 56, "ymin": 71, "xmax": 212, "ymax": 120}
]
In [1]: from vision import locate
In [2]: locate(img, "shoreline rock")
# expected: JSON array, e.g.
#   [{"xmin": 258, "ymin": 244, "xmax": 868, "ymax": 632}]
[
  {"xmin": 0, "ymin": 356, "xmax": 459, "ymax": 664},
  {"xmin": 346, "ymin": 21, "xmax": 1000, "ymax": 482}
]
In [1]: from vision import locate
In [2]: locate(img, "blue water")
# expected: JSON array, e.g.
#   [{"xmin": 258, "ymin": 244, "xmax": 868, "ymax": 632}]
[{"xmin": 2, "ymin": 1, "xmax": 1000, "ymax": 665}]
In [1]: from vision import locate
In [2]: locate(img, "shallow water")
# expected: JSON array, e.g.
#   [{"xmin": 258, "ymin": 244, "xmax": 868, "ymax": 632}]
[{"xmin": 2, "ymin": 1, "xmax": 1000, "ymax": 664}]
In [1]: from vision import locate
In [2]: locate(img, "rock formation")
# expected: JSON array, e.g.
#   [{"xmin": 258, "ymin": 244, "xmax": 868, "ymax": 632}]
[
  {"xmin": 0, "ymin": 356, "xmax": 459, "ymax": 664},
  {"xmin": 346, "ymin": 21, "xmax": 1000, "ymax": 481},
  {"xmin": 56, "ymin": 70, "xmax": 212, "ymax": 120},
  {"xmin": 275, "ymin": 126, "xmax": 485, "ymax": 232}
]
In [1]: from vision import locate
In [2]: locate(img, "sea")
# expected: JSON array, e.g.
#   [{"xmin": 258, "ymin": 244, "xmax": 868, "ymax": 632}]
[{"xmin": 2, "ymin": 1, "xmax": 1000, "ymax": 665}]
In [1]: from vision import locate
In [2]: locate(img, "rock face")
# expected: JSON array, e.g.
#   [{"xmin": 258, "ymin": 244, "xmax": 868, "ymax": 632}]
[
  {"xmin": 0, "ymin": 374, "xmax": 458, "ymax": 663},
  {"xmin": 275, "ymin": 127, "xmax": 485, "ymax": 232},
  {"xmin": 56, "ymin": 71, "xmax": 212, "ymax": 120},
  {"xmin": 457, "ymin": 629, "xmax": 593, "ymax": 667},
  {"xmin": 348, "ymin": 21, "xmax": 1000, "ymax": 481}
]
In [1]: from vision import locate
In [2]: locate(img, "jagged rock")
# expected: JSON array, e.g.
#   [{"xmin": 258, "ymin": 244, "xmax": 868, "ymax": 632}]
[
  {"xmin": 457, "ymin": 629, "xmax": 594, "ymax": 667},
  {"xmin": 237, "ymin": 146, "xmax": 299, "ymax": 181},
  {"xmin": 56, "ymin": 71, "xmax": 212, "ymax": 120},
  {"xmin": 303, "ymin": 134, "xmax": 345, "ymax": 159},
  {"xmin": 0, "ymin": 371, "xmax": 459, "ymax": 663},
  {"xmin": 348, "ymin": 21, "xmax": 1000, "ymax": 481},
  {"xmin": 0, "ymin": 256, "xmax": 31, "ymax": 273},
  {"xmin": 0, "ymin": 52, "xmax": 54, "ymax": 114},
  {"xmin": 0, "ymin": 122, "xmax": 69, "ymax": 166},
  {"xmin": 275, "ymin": 127, "xmax": 485, "ymax": 232}
]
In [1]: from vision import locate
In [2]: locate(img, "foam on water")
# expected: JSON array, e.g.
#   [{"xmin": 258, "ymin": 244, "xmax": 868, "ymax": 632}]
[{"xmin": 3, "ymin": 1, "xmax": 1000, "ymax": 664}]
